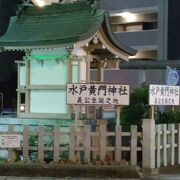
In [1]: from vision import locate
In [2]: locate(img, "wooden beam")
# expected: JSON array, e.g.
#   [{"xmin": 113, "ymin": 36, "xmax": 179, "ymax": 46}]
[{"xmin": 119, "ymin": 60, "xmax": 180, "ymax": 69}]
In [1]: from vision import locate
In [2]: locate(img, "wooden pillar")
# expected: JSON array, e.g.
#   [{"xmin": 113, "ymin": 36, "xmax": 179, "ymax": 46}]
[
  {"xmin": 17, "ymin": 63, "xmax": 21, "ymax": 113},
  {"xmin": 97, "ymin": 61, "xmax": 104, "ymax": 82},
  {"xmin": 25, "ymin": 59, "xmax": 30, "ymax": 113}
]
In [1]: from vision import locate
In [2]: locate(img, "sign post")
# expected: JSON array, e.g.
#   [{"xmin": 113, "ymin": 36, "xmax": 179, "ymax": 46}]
[{"xmin": 116, "ymin": 106, "xmax": 121, "ymax": 126}]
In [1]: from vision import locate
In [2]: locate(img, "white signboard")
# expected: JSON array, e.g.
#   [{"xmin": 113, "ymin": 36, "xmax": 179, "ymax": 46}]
[
  {"xmin": 0, "ymin": 134, "xmax": 21, "ymax": 148},
  {"xmin": 67, "ymin": 83, "xmax": 129, "ymax": 105},
  {"xmin": 149, "ymin": 84, "xmax": 180, "ymax": 106}
]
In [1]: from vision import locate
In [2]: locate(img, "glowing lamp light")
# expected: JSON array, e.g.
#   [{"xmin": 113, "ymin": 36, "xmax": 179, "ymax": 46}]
[
  {"xmin": 32, "ymin": 0, "xmax": 45, "ymax": 7},
  {"xmin": 118, "ymin": 12, "xmax": 136, "ymax": 21},
  {"xmin": 20, "ymin": 105, "xmax": 25, "ymax": 112}
]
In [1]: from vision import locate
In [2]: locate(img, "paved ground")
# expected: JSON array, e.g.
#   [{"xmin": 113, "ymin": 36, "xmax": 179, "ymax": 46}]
[
  {"xmin": 147, "ymin": 174, "xmax": 180, "ymax": 179},
  {"xmin": 0, "ymin": 176, "xmax": 180, "ymax": 180},
  {"xmin": 0, "ymin": 178, "xmax": 141, "ymax": 180}
]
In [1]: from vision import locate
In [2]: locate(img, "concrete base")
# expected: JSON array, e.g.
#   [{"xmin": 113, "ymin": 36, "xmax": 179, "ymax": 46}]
[
  {"xmin": 142, "ymin": 168, "xmax": 159, "ymax": 177},
  {"xmin": 159, "ymin": 165, "xmax": 180, "ymax": 174},
  {"xmin": 0, "ymin": 163, "xmax": 140, "ymax": 178}
]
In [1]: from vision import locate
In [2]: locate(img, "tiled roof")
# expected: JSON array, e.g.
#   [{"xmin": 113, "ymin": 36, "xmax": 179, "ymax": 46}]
[{"xmin": 0, "ymin": 2, "xmax": 104, "ymax": 48}]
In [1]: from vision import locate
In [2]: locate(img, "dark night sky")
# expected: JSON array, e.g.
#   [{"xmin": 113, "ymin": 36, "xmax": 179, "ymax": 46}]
[{"xmin": 0, "ymin": 0, "xmax": 24, "ymax": 108}]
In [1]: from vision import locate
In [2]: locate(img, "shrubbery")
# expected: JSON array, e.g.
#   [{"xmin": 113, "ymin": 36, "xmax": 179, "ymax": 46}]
[{"xmin": 120, "ymin": 83, "xmax": 180, "ymax": 130}]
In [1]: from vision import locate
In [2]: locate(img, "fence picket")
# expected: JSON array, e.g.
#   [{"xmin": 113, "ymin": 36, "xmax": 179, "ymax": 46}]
[
  {"xmin": 38, "ymin": 126, "xmax": 44, "ymax": 162},
  {"xmin": 69, "ymin": 125, "xmax": 76, "ymax": 161},
  {"xmin": 131, "ymin": 125, "xmax": 137, "ymax": 166},
  {"xmin": 163, "ymin": 124, "xmax": 167, "ymax": 166},
  {"xmin": 169, "ymin": 124, "xmax": 175, "ymax": 165},
  {"xmin": 100, "ymin": 125, "xmax": 106, "ymax": 161},
  {"xmin": 115, "ymin": 125, "xmax": 122, "ymax": 162},
  {"xmin": 23, "ymin": 125, "xmax": 29, "ymax": 162},
  {"xmin": 8, "ymin": 125, "xmax": 14, "ymax": 160},
  {"xmin": 53, "ymin": 126, "xmax": 60, "ymax": 162},
  {"xmin": 156, "ymin": 125, "xmax": 161, "ymax": 168},
  {"xmin": 84, "ymin": 125, "xmax": 91, "ymax": 163}
]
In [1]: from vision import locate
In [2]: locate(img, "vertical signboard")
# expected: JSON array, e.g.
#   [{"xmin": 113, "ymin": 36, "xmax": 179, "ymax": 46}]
[{"xmin": 149, "ymin": 84, "xmax": 180, "ymax": 105}]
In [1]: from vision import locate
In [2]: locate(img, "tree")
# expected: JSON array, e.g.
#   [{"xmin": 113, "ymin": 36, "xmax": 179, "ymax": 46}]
[{"xmin": 120, "ymin": 84, "xmax": 150, "ymax": 131}]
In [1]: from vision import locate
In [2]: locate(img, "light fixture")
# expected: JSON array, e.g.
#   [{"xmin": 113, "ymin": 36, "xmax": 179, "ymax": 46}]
[
  {"xmin": 32, "ymin": 0, "xmax": 45, "ymax": 7},
  {"xmin": 32, "ymin": 0, "xmax": 60, "ymax": 7},
  {"xmin": 115, "ymin": 12, "xmax": 136, "ymax": 21},
  {"xmin": 20, "ymin": 105, "xmax": 25, "ymax": 112}
]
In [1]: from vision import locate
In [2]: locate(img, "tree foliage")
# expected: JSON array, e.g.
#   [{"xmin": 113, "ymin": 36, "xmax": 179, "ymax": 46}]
[
  {"xmin": 120, "ymin": 84, "xmax": 150, "ymax": 130},
  {"xmin": 159, "ymin": 111, "xmax": 180, "ymax": 124}
]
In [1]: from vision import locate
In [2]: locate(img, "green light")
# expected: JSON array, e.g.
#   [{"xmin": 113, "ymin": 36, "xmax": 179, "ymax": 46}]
[
  {"xmin": 31, "ymin": 54, "xmax": 69, "ymax": 60},
  {"xmin": 29, "ymin": 48, "xmax": 70, "ymax": 61}
]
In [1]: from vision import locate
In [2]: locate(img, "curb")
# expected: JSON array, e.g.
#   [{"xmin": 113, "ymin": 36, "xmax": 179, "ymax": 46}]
[{"xmin": 0, "ymin": 164, "xmax": 141, "ymax": 178}]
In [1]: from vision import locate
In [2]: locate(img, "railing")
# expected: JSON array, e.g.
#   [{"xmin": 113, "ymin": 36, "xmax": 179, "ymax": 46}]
[
  {"xmin": 1, "ymin": 120, "xmax": 180, "ymax": 170},
  {"xmin": 0, "ymin": 125, "xmax": 142, "ymax": 166},
  {"xmin": 155, "ymin": 124, "xmax": 180, "ymax": 167}
]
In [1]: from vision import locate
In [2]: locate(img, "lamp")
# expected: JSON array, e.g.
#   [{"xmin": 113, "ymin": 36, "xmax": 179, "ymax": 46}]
[{"xmin": 31, "ymin": 0, "xmax": 45, "ymax": 7}]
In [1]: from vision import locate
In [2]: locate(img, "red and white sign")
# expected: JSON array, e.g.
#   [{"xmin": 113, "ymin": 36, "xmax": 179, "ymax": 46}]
[{"xmin": 0, "ymin": 134, "xmax": 21, "ymax": 148}]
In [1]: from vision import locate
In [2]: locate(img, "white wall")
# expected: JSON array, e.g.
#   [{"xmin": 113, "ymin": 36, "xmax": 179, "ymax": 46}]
[
  {"xmin": 30, "ymin": 60, "xmax": 67, "ymax": 85},
  {"xmin": 30, "ymin": 90, "xmax": 67, "ymax": 113}
]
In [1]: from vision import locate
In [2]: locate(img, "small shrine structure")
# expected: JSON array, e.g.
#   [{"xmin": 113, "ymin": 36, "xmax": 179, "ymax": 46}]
[{"xmin": 0, "ymin": 1, "xmax": 136, "ymax": 126}]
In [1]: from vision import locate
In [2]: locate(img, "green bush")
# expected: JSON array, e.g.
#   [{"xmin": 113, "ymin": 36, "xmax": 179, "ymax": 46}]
[
  {"xmin": 159, "ymin": 111, "xmax": 180, "ymax": 124},
  {"xmin": 120, "ymin": 84, "xmax": 150, "ymax": 130}
]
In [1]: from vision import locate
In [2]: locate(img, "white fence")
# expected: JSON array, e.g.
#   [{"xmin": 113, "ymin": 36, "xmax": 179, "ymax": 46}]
[
  {"xmin": 155, "ymin": 123, "xmax": 180, "ymax": 167},
  {"xmin": 0, "ymin": 119, "xmax": 180, "ymax": 171},
  {"xmin": 0, "ymin": 124, "xmax": 142, "ymax": 166}
]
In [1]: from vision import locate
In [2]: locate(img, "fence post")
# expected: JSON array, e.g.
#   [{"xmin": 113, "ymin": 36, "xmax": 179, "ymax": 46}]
[
  {"xmin": 84, "ymin": 125, "xmax": 91, "ymax": 163},
  {"xmin": 115, "ymin": 125, "xmax": 122, "ymax": 162},
  {"xmin": 53, "ymin": 126, "xmax": 60, "ymax": 163},
  {"xmin": 100, "ymin": 125, "xmax": 106, "ymax": 161},
  {"xmin": 38, "ymin": 126, "xmax": 44, "ymax": 162},
  {"xmin": 142, "ymin": 119, "xmax": 156, "ymax": 171},
  {"xmin": 156, "ymin": 124, "xmax": 161, "ymax": 168},
  {"xmin": 23, "ymin": 125, "xmax": 29, "ymax": 162},
  {"xmin": 131, "ymin": 125, "xmax": 137, "ymax": 166}
]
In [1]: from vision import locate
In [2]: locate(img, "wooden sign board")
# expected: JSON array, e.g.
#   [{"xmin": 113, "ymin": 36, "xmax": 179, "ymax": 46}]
[
  {"xmin": 149, "ymin": 84, "xmax": 179, "ymax": 106},
  {"xmin": 67, "ymin": 83, "xmax": 130, "ymax": 105}
]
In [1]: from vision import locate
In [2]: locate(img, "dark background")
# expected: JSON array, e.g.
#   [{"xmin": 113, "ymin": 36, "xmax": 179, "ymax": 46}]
[
  {"xmin": 168, "ymin": 0, "xmax": 180, "ymax": 60},
  {"xmin": 0, "ymin": 0, "xmax": 24, "ymax": 109}
]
